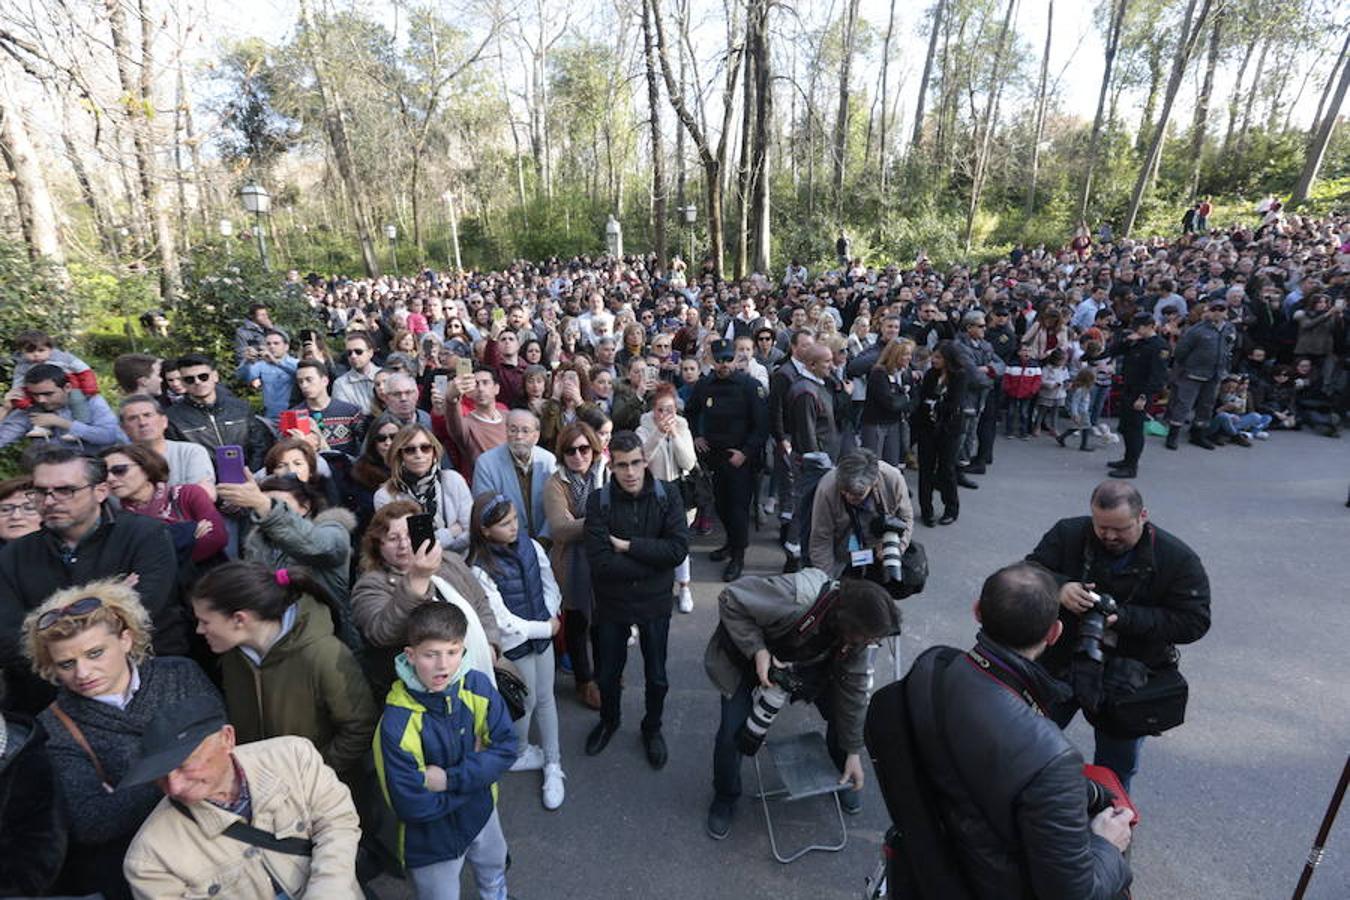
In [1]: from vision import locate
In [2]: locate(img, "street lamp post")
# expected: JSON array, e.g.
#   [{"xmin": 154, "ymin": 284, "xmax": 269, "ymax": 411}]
[
  {"xmin": 384, "ymin": 224, "xmax": 398, "ymax": 276},
  {"xmin": 239, "ymin": 182, "xmax": 272, "ymax": 271},
  {"xmin": 682, "ymin": 204, "xmax": 697, "ymax": 266},
  {"xmin": 442, "ymin": 191, "xmax": 462, "ymax": 273},
  {"xmin": 218, "ymin": 219, "xmax": 233, "ymax": 260}
]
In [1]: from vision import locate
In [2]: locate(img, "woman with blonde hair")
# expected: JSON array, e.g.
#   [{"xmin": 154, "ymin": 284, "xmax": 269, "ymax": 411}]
[
  {"xmin": 23, "ymin": 579, "xmax": 220, "ymax": 899},
  {"xmin": 861, "ymin": 337, "xmax": 917, "ymax": 466},
  {"xmin": 374, "ymin": 424, "xmax": 473, "ymax": 552}
]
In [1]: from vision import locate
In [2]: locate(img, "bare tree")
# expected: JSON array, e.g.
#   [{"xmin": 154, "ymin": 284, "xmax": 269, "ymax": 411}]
[
  {"xmin": 910, "ymin": 0, "xmax": 947, "ymax": 155},
  {"xmin": 962, "ymin": 0, "xmax": 1016, "ymax": 252},
  {"xmin": 1185, "ymin": 6, "xmax": 1223, "ymax": 198},
  {"xmin": 1291, "ymin": 31, "xmax": 1350, "ymax": 207},
  {"xmin": 641, "ymin": 0, "xmax": 667, "ymax": 270},
  {"xmin": 831, "ymin": 0, "xmax": 861, "ymax": 203},
  {"xmin": 747, "ymin": 0, "xmax": 771, "ymax": 275},
  {"xmin": 1025, "ymin": 0, "xmax": 1054, "ymax": 216},
  {"xmin": 1122, "ymin": 0, "xmax": 1213, "ymax": 236},
  {"xmin": 0, "ymin": 61, "xmax": 66, "ymax": 271}
]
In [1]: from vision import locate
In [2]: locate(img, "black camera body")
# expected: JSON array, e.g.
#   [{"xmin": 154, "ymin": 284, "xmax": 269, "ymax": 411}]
[{"xmin": 1075, "ymin": 593, "xmax": 1120, "ymax": 664}]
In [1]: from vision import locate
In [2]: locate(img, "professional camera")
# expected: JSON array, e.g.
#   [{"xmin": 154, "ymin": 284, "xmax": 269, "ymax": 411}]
[
  {"xmin": 869, "ymin": 514, "xmax": 909, "ymax": 585},
  {"xmin": 736, "ymin": 665, "xmax": 806, "ymax": 756},
  {"xmin": 1074, "ymin": 592, "xmax": 1120, "ymax": 664},
  {"xmin": 1086, "ymin": 778, "xmax": 1117, "ymax": 816}
]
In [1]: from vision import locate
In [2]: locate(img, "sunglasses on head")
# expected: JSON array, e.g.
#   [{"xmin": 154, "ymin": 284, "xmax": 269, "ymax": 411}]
[{"xmin": 37, "ymin": 595, "xmax": 104, "ymax": 631}]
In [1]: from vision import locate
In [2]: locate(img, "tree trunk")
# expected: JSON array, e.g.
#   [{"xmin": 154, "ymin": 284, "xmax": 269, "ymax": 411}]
[
  {"xmin": 675, "ymin": 12, "xmax": 688, "ymax": 212},
  {"xmin": 1025, "ymin": 0, "xmax": 1053, "ymax": 216},
  {"xmin": 173, "ymin": 55, "xmax": 190, "ymax": 250},
  {"xmin": 734, "ymin": 1, "xmax": 755, "ymax": 280},
  {"xmin": 832, "ymin": 0, "xmax": 861, "ymax": 203},
  {"xmin": 910, "ymin": 0, "xmax": 947, "ymax": 155},
  {"xmin": 748, "ymin": 0, "xmax": 772, "ymax": 275},
  {"xmin": 1135, "ymin": 40, "xmax": 1165, "ymax": 154},
  {"xmin": 1222, "ymin": 36, "xmax": 1256, "ymax": 157},
  {"xmin": 298, "ymin": 0, "xmax": 380, "ymax": 277},
  {"xmin": 0, "ymin": 64, "xmax": 67, "ymax": 272},
  {"xmin": 1186, "ymin": 8, "xmax": 1223, "ymax": 198},
  {"xmin": 1123, "ymin": 0, "xmax": 1213, "ymax": 236},
  {"xmin": 641, "ymin": 0, "xmax": 668, "ymax": 271},
  {"xmin": 61, "ymin": 129, "xmax": 114, "ymax": 255},
  {"xmin": 1236, "ymin": 34, "xmax": 1269, "ymax": 156},
  {"xmin": 962, "ymin": 0, "xmax": 1016, "ymax": 252},
  {"xmin": 1291, "ymin": 32, "xmax": 1350, "ymax": 207},
  {"xmin": 1311, "ymin": 37, "xmax": 1344, "ymax": 139}
]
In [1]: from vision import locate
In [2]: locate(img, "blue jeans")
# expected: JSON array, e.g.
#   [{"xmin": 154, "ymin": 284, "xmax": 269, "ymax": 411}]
[
  {"xmin": 594, "ymin": 614, "xmax": 670, "ymax": 734},
  {"xmin": 1089, "ymin": 384, "xmax": 1110, "ymax": 426},
  {"xmin": 1052, "ymin": 703, "xmax": 1146, "ymax": 793}
]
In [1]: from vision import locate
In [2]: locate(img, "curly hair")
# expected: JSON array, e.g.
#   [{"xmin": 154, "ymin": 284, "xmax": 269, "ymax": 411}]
[{"xmin": 23, "ymin": 578, "xmax": 154, "ymax": 683}]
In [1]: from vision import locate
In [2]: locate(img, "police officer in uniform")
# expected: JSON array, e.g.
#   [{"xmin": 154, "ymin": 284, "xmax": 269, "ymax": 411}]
[
  {"xmin": 1093, "ymin": 313, "xmax": 1169, "ymax": 478},
  {"xmin": 688, "ymin": 339, "xmax": 769, "ymax": 581}
]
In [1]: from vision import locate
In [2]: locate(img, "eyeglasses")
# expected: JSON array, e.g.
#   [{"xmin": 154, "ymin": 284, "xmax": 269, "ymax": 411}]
[
  {"xmin": 37, "ymin": 595, "xmax": 104, "ymax": 631},
  {"xmin": 375, "ymin": 432, "xmax": 397, "ymax": 444},
  {"xmin": 563, "ymin": 444, "xmax": 593, "ymax": 457},
  {"xmin": 27, "ymin": 484, "xmax": 96, "ymax": 503},
  {"xmin": 756, "ymin": 336, "xmax": 773, "ymax": 342},
  {"xmin": 401, "ymin": 443, "xmax": 436, "ymax": 456},
  {"xmin": 0, "ymin": 501, "xmax": 38, "ymax": 517},
  {"xmin": 180, "ymin": 372, "xmax": 213, "ymax": 384},
  {"xmin": 347, "ymin": 347, "xmax": 368, "ymax": 356},
  {"xmin": 106, "ymin": 464, "xmax": 134, "ymax": 478}
]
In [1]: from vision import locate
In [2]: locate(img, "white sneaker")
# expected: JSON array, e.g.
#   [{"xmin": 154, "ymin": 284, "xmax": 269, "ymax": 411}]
[
  {"xmin": 762, "ymin": 496, "xmax": 777, "ymax": 516},
  {"xmin": 542, "ymin": 763, "xmax": 566, "ymax": 810},
  {"xmin": 678, "ymin": 585, "xmax": 694, "ymax": 613},
  {"xmin": 1253, "ymin": 430, "xmax": 1270, "ymax": 440},
  {"xmin": 510, "ymin": 744, "xmax": 545, "ymax": 772}
]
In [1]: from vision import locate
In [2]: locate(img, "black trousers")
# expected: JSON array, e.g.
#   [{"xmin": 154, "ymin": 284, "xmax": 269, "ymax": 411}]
[
  {"xmin": 1119, "ymin": 404, "xmax": 1146, "ymax": 467},
  {"xmin": 709, "ymin": 451, "xmax": 755, "ymax": 553},
  {"xmin": 594, "ymin": 614, "xmax": 671, "ymax": 734},
  {"xmin": 976, "ymin": 389, "xmax": 1002, "ymax": 464},
  {"xmin": 564, "ymin": 609, "xmax": 596, "ymax": 684},
  {"xmin": 916, "ymin": 427, "xmax": 960, "ymax": 518}
]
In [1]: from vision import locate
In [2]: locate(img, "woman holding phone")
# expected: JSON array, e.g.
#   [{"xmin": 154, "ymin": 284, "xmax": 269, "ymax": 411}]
[{"xmin": 373, "ymin": 425, "xmax": 473, "ymax": 553}]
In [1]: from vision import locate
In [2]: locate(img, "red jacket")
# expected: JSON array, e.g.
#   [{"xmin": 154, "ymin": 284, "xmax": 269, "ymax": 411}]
[{"xmin": 1002, "ymin": 364, "xmax": 1043, "ymax": 400}]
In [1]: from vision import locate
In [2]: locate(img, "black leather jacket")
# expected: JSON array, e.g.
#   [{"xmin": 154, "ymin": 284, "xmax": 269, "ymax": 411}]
[
  {"xmin": 905, "ymin": 636, "xmax": 1132, "ymax": 899},
  {"xmin": 165, "ymin": 393, "xmax": 274, "ymax": 471}
]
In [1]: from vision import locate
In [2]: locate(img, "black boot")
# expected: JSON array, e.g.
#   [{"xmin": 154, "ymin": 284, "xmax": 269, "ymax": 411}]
[
  {"xmin": 1079, "ymin": 429, "xmax": 1093, "ymax": 451},
  {"xmin": 1189, "ymin": 427, "xmax": 1216, "ymax": 450},
  {"xmin": 722, "ymin": 555, "xmax": 744, "ymax": 582},
  {"xmin": 709, "ymin": 545, "xmax": 732, "ymax": 562},
  {"xmin": 1165, "ymin": 425, "xmax": 1181, "ymax": 450}
]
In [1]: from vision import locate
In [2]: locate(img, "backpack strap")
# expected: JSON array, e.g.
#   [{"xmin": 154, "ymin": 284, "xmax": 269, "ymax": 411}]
[
  {"xmin": 47, "ymin": 701, "xmax": 113, "ymax": 793},
  {"xmin": 171, "ymin": 800, "xmax": 314, "ymax": 856}
]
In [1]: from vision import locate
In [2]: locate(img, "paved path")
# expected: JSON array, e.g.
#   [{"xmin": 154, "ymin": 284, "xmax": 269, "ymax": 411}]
[{"xmin": 378, "ymin": 429, "xmax": 1350, "ymax": 899}]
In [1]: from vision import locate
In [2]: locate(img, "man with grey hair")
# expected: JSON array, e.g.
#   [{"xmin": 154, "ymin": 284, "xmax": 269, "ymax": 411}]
[
  {"xmin": 953, "ymin": 311, "xmax": 1003, "ymax": 479},
  {"xmin": 808, "ymin": 449, "xmax": 914, "ymax": 594},
  {"xmin": 383, "ymin": 372, "xmax": 432, "ymax": 429},
  {"xmin": 472, "ymin": 409, "xmax": 557, "ymax": 540}
]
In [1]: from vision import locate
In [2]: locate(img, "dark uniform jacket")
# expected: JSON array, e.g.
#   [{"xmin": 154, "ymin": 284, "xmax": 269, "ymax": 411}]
[
  {"xmin": 1027, "ymin": 517, "xmax": 1211, "ymax": 674},
  {"xmin": 1090, "ymin": 334, "xmax": 1170, "ymax": 405},
  {"xmin": 686, "ymin": 371, "xmax": 768, "ymax": 454}
]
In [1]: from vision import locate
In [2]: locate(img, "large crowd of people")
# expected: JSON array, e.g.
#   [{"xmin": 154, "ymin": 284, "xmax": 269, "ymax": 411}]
[{"xmin": 0, "ymin": 207, "xmax": 1346, "ymax": 898}]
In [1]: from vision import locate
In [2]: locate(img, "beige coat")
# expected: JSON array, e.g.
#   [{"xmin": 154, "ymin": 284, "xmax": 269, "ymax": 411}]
[
  {"xmin": 124, "ymin": 736, "xmax": 362, "ymax": 899},
  {"xmin": 543, "ymin": 462, "xmax": 607, "ymax": 613},
  {"xmin": 808, "ymin": 462, "xmax": 914, "ymax": 575}
]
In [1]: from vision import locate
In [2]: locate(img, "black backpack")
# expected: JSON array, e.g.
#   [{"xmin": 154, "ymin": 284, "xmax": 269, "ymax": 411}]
[{"xmin": 864, "ymin": 647, "xmax": 976, "ymax": 900}]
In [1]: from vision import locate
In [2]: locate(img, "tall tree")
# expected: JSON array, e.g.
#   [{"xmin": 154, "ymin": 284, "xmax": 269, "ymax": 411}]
[
  {"xmin": 1186, "ymin": 7, "xmax": 1223, "ymax": 198},
  {"xmin": 1122, "ymin": 0, "xmax": 1213, "ymax": 236},
  {"xmin": 831, "ymin": 0, "xmax": 862, "ymax": 203},
  {"xmin": 297, "ymin": 0, "xmax": 380, "ymax": 276},
  {"xmin": 910, "ymin": 0, "xmax": 947, "ymax": 155},
  {"xmin": 962, "ymin": 0, "xmax": 1017, "ymax": 252},
  {"xmin": 876, "ymin": 0, "xmax": 898, "ymax": 195},
  {"xmin": 1291, "ymin": 31, "xmax": 1350, "ymax": 207},
  {"xmin": 640, "ymin": 0, "xmax": 667, "ymax": 270},
  {"xmin": 1025, "ymin": 0, "xmax": 1054, "ymax": 216},
  {"xmin": 0, "ymin": 62, "xmax": 67, "ymax": 272},
  {"xmin": 747, "ymin": 0, "xmax": 771, "ymax": 274},
  {"xmin": 649, "ymin": 0, "xmax": 742, "ymax": 278}
]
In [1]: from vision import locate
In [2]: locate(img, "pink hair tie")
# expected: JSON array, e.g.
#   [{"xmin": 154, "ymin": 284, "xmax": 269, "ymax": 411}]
[{"xmin": 275, "ymin": 568, "xmax": 290, "ymax": 586}]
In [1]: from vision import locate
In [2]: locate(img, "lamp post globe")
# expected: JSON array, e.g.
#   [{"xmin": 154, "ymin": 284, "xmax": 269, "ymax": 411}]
[{"xmin": 238, "ymin": 182, "xmax": 272, "ymax": 271}]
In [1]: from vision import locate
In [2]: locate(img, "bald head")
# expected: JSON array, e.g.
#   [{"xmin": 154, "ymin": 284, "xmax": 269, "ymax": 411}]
[{"xmin": 804, "ymin": 343, "xmax": 833, "ymax": 378}]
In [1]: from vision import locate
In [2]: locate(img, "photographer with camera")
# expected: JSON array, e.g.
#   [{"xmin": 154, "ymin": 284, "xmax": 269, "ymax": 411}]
[
  {"xmin": 867, "ymin": 562, "xmax": 1133, "ymax": 899},
  {"xmin": 703, "ymin": 570, "xmax": 901, "ymax": 839},
  {"xmin": 808, "ymin": 449, "xmax": 914, "ymax": 596},
  {"xmin": 1026, "ymin": 481, "xmax": 1211, "ymax": 790}
]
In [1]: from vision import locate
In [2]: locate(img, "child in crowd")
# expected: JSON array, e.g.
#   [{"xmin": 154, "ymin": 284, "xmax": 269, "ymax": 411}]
[
  {"xmin": 9, "ymin": 330, "xmax": 98, "ymax": 420},
  {"xmin": 1001, "ymin": 346, "xmax": 1042, "ymax": 439},
  {"xmin": 1034, "ymin": 348, "xmax": 1069, "ymax": 437},
  {"xmin": 1082, "ymin": 339, "xmax": 1117, "ymax": 440},
  {"xmin": 375, "ymin": 602, "xmax": 518, "ymax": 900},
  {"xmin": 1056, "ymin": 368, "xmax": 1098, "ymax": 451},
  {"xmin": 467, "ymin": 492, "xmax": 566, "ymax": 810}
]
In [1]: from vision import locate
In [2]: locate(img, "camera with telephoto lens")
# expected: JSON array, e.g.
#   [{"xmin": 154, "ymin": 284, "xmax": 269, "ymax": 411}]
[
  {"xmin": 869, "ymin": 514, "xmax": 909, "ymax": 585},
  {"xmin": 736, "ymin": 665, "xmax": 806, "ymax": 756},
  {"xmin": 1074, "ymin": 592, "xmax": 1119, "ymax": 663}
]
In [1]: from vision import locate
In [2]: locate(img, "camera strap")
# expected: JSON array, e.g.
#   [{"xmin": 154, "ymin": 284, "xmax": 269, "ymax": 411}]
[{"xmin": 965, "ymin": 647, "xmax": 1045, "ymax": 717}]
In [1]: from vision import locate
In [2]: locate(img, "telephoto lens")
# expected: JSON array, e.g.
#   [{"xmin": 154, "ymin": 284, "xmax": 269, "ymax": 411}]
[
  {"xmin": 879, "ymin": 531, "xmax": 904, "ymax": 583},
  {"xmin": 736, "ymin": 683, "xmax": 791, "ymax": 756},
  {"xmin": 1074, "ymin": 593, "xmax": 1120, "ymax": 663}
]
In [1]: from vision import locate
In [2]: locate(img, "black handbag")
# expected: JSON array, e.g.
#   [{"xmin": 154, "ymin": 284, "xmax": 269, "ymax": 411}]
[
  {"xmin": 675, "ymin": 465, "xmax": 701, "ymax": 511},
  {"xmin": 1089, "ymin": 658, "xmax": 1189, "ymax": 738},
  {"xmin": 900, "ymin": 540, "xmax": 929, "ymax": 596},
  {"xmin": 494, "ymin": 665, "xmax": 530, "ymax": 721}
]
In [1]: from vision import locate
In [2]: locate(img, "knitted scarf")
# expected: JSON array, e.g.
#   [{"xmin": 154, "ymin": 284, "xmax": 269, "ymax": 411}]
[
  {"xmin": 399, "ymin": 469, "xmax": 440, "ymax": 519},
  {"xmin": 562, "ymin": 463, "xmax": 598, "ymax": 517}
]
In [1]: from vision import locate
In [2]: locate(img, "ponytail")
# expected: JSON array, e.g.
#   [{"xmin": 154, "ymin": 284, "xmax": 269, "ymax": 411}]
[{"xmin": 191, "ymin": 560, "xmax": 335, "ymax": 622}]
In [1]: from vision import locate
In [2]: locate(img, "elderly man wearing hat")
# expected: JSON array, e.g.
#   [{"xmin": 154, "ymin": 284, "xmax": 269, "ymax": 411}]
[
  {"xmin": 121, "ymin": 696, "xmax": 362, "ymax": 899},
  {"xmin": 1083, "ymin": 312, "xmax": 1172, "ymax": 479},
  {"xmin": 1164, "ymin": 297, "xmax": 1238, "ymax": 451}
]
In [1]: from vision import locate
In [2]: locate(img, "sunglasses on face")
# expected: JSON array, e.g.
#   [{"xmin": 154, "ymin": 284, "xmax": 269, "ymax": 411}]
[
  {"xmin": 180, "ymin": 372, "xmax": 213, "ymax": 384},
  {"xmin": 401, "ymin": 443, "xmax": 435, "ymax": 456},
  {"xmin": 564, "ymin": 444, "xmax": 593, "ymax": 457},
  {"xmin": 375, "ymin": 432, "xmax": 397, "ymax": 444},
  {"xmin": 106, "ymin": 464, "xmax": 134, "ymax": 478},
  {"xmin": 37, "ymin": 595, "xmax": 104, "ymax": 631},
  {"xmin": 347, "ymin": 347, "xmax": 368, "ymax": 356}
]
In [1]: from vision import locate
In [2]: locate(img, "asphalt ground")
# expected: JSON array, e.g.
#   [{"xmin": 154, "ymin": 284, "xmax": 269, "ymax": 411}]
[{"xmin": 376, "ymin": 427, "xmax": 1350, "ymax": 900}]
